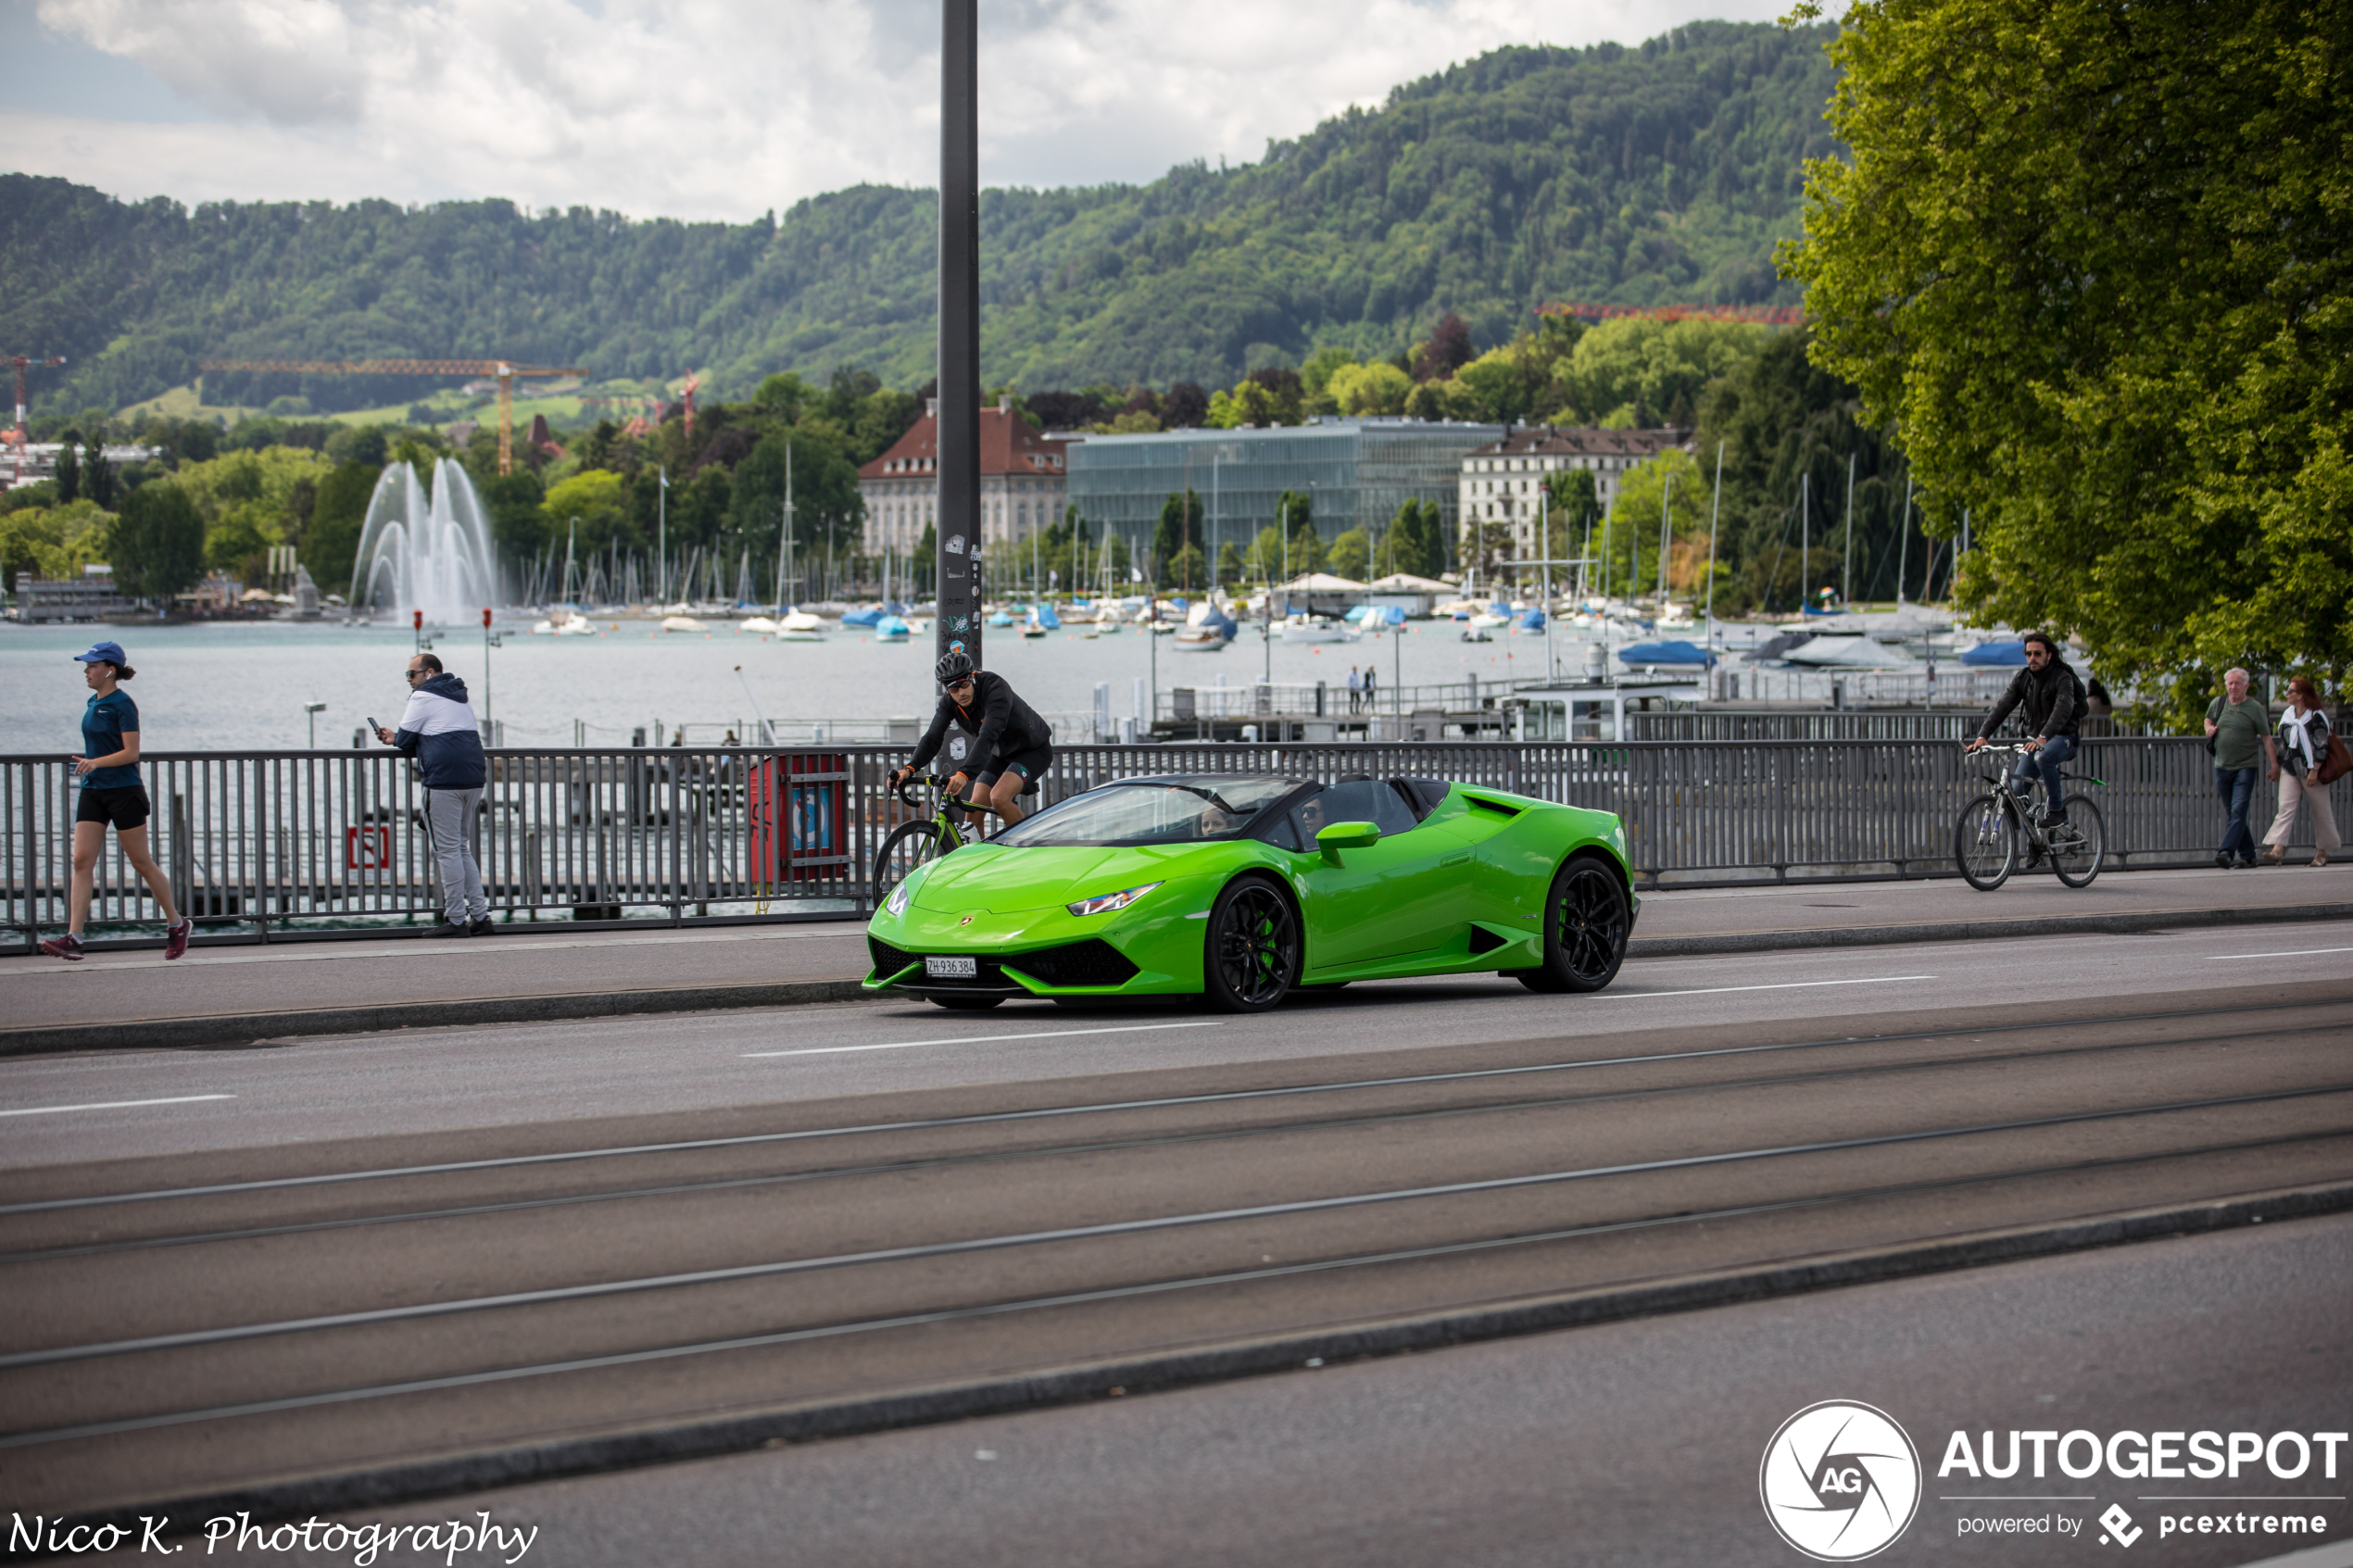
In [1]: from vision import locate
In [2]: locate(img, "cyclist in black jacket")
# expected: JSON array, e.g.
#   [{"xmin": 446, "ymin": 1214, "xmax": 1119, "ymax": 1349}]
[
  {"xmin": 890, "ymin": 649, "xmax": 1054, "ymax": 830},
  {"xmin": 1965, "ymin": 631, "xmax": 2084, "ymax": 829}
]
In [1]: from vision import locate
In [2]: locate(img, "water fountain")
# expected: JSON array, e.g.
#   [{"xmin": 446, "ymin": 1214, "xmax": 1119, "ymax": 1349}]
[{"xmin": 349, "ymin": 458, "xmax": 499, "ymax": 622}]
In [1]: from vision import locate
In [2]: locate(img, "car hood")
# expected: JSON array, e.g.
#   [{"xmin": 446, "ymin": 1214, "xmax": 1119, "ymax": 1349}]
[{"xmin": 910, "ymin": 843, "xmax": 1221, "ymax": 913}]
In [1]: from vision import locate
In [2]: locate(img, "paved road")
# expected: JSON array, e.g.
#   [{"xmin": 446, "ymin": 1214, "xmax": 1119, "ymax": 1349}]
[
  {"xmin": 3, "ymin": 862, "xmax": 2342, "ymax": 1037},
  {"xmin": 129, "ymin": 1207, "xmax": 2352, "ymax": 1568},
  {"xmin": 4, "ymin": 951, "xmax": 2347, "ymax": 1526},
  {"xmin": 5, "ymin": 918, "xmax": 2349, "ymax": 1166}
]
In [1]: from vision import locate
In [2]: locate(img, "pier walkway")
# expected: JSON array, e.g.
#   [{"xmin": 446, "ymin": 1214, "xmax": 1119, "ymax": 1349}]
[{"xmin": 1, "ymin": 863, "xmax": 2344, "ymax": 1056}]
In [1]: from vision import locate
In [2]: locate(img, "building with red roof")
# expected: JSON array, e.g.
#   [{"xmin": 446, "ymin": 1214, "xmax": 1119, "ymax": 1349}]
[{"xmin": 858, "ymin": 395, "xmax": 1070, "ymax": 558}]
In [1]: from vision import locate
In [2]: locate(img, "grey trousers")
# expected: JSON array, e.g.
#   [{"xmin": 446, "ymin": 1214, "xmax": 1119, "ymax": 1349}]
[{"xmin": 425, "ymin": 787, "xmax": 488, "ymax": 925}]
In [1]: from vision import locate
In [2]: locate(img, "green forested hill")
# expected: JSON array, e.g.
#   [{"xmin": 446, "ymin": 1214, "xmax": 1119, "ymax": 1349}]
[{"xmin": 2, "ymin": 20, "xmax": 1835, "ymax": 415}]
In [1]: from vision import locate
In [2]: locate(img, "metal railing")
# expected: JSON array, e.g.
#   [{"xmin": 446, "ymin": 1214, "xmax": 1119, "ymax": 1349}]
[{"xmin": 4, "ymin": 737, "xmax": 2339, "ymax": 947}]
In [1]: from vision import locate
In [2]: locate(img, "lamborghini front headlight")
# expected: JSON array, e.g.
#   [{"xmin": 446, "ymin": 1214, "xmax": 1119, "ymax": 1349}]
[{"xmin": 1066, "ymin": 882, "xmax": 1162, "ymax": 918}]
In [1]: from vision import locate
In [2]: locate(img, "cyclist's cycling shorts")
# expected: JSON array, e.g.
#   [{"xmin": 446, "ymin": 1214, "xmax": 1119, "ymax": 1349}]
[{"xmin": 976, "ymin": 743, "xmax": 1052, "ymax": 795}]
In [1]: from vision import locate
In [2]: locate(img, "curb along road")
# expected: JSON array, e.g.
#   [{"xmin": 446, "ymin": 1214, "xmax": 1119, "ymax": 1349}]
[
  {"xmin": 1, "ymin": 902, "xmax": 2347, "ymax": 1058},
  {"xmin": 44, "ymin": 1180, "xmax": 2353, "ymax": 1544}
]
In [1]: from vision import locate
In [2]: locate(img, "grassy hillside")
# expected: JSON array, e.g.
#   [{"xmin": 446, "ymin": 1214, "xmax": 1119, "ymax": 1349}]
[{"xmin": 1, "ymin": 20, "xmax": 1836, "ymax": 415}]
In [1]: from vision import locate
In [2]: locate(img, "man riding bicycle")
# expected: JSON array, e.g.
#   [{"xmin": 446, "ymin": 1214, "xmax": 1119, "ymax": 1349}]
[
  {"xmin": 1965, "ymin": 631, "xmax": 2085, "ymax": 838},
  {"xmin": 889, "ymin": 649, "xmax": 1054, "ymax": 833}
]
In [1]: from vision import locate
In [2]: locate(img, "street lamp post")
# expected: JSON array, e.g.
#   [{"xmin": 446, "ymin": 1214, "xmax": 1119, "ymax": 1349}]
[
  {"xmin": 481, "ymin": 607, "xmax": 502, "ymax": 743},
  {"xmin": 935, "ymin": 0, "xmax": 983, "ymax": 673}
]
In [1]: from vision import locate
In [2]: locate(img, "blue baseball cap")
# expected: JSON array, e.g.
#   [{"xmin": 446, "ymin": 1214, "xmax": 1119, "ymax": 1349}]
[{"xmin": 74, "ymin": 641, "xmax": 129, "ymax": 667}]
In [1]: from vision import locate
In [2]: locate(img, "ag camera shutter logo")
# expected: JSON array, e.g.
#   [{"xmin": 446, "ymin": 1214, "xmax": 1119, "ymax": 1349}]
[{"xmin": 1760, "ymin": 1400, "xmax": 1922, "ymax": 1561}]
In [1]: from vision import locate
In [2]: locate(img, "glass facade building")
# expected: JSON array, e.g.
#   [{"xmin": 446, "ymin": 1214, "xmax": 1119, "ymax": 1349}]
[{"xmin": 1065, "ymin": 419, "xmax": 1504, "ymax": 571}]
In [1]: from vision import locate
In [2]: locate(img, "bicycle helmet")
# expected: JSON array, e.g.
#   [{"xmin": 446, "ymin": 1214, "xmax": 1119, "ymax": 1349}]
[{"xmin": 934, "ymin": 649, "xmax": 975, "ymax": 684}]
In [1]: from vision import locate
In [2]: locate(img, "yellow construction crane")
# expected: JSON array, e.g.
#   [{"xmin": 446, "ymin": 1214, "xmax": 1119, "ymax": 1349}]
[{"xmin": 195, "ymin": 358, "xmax": 591, "ymax": 474}]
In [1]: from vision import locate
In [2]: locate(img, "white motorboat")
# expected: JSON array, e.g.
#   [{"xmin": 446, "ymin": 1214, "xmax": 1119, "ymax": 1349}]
[
  {"xmin": 531, "ymin": 611, "xmax": 597, "ymax": 636},
  {"xmin": 1171, "ymin": 626, "xmax": 1227, "ymax": 652},
  {"xmin": 661, "ymin": 616, "xmax": 707, "ymax": 633},
  {"xmin": 736, "ymin": 616, "xmax": 779, "ymax": 634},
  {"xmin": 777, "ymin": 609, "xmax": 827, "ymax": 642},
  {"xmin": 1280, "ymin": 614, "xmax": 1358, "ymax": 645}
]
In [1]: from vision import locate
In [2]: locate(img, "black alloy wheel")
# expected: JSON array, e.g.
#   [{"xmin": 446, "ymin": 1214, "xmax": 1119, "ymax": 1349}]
[
  {"xmin": 1204, "ymin": 877, "xmax": 1300, "ymax": 1012},
  {"xmin": 1520, "ymin": 858, "xmax": 1629, "ymax": 994}
]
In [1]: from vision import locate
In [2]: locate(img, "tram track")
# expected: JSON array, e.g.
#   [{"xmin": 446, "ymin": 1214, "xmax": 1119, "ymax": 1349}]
[
  {"xmin": 0, "ymin": 1011, "xmax": 2344, "ymax": 1267},
  {"xmin": 6, "ymin": 993, "xmax": 2340, "ymax": 1234},
  {"xmin": 5, "ymin": 981, "xmax": 2351, "ymax": 1524}
]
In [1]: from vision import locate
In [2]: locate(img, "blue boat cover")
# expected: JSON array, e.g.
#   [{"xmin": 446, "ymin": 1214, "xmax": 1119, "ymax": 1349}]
[
  {"xmin": 1960, "ymin": 640, "xmax": 2028, "ymax": 666},
  {"xmin": 1518, "ymin": 608, "xmax": 1546, "ymax": 630},
  {"xmin": 1616, "ymin": 639, "xmax": 1714, "ymax": 666},
  {"xmin": 840, "ymin": 606, "xmax": 883, "ymax": 627}
]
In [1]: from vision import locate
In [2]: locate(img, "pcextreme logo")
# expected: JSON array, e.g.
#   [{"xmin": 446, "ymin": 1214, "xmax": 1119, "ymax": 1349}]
[{"xmin": 1761, "ymin": 1400, "xmax": 1924, "ymax": 1561}]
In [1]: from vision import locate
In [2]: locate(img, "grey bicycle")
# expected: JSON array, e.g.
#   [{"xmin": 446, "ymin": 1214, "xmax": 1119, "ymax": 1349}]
[{"xmin": 1956, "ymin": 742, "xmax": 2106, "ymax": 891}]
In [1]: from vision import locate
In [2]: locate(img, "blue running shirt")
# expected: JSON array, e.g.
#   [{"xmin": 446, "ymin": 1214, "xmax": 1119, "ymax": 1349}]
[{"xmin": 82, "ymin": 690, "xmax": 142, "ymax": 789}]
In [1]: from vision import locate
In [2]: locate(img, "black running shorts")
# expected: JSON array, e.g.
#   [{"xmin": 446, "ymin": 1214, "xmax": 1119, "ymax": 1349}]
[{"xmin": 76, "ymin": 784, "xmax": 151, "ymax": 830}]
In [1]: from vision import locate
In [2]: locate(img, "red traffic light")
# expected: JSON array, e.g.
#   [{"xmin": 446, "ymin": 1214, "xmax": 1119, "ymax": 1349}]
[
  {"xmin": 412, "ymin": 609, "xmax": 423, "ymax": 631},
  {"xmin": 482, "ymin": 608, "xmax": 493, "ymax": 629}
]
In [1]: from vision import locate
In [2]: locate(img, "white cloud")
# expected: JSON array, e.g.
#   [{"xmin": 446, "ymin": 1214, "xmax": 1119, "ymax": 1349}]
[{"xmin": 18, "ymin": 0, "xmax": 1793, "ymax": 218}]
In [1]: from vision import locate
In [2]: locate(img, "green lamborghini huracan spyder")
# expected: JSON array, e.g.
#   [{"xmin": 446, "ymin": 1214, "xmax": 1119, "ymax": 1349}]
[{"xmin": 864, "ymin": 772, "xmax": 1636, "ymax": 1012}]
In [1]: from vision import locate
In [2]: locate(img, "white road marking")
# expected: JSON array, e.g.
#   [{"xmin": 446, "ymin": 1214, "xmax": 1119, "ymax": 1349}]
[
  {"xmin": 1599, "ymin": 974, "xmax": 1934, "ymax": 1001},
  {"xmin": 2205, "ymin": 946, "xmax": 2353, "ymax": 960},
  {"xmin": 0, "ymin": 1094, "xmax": 234, "ymax": 1118},
  {"xmin": 745, "ymin": 1020, "xmax": 1225, "ymax": 1059}
]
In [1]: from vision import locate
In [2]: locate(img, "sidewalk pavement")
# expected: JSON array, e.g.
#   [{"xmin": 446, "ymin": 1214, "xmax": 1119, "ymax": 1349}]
[{"xmin": 2, "ymin": 864, "xmax": 2345, "ymax": 1056}]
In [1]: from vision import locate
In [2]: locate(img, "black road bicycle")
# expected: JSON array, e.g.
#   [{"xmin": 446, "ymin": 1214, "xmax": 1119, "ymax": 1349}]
[
  {"xmin": 1955, "ymin": 742, "xmax": 2107, "ymax": 890},
  {"xmin": 872, "ymin": 773, "xmax": 1012, "ymax": 903}
]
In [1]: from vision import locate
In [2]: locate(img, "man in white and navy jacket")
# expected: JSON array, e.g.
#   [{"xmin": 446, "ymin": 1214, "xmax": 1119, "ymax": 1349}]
[{"xmin": 375, "ymin": 654, "xmax": 492, "ymax": 937}]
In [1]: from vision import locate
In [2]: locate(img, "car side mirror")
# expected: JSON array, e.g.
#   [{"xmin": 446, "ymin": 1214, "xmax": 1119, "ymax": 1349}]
[{"xmin": 1316, "ymin": 820, "xmax": 1380, "ymax": 864}]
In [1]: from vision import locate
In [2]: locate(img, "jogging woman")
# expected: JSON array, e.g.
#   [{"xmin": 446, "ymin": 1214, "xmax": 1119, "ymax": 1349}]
[{"xmin": 40, "ymin": 641, "xmax": 192, "ymax": 961}]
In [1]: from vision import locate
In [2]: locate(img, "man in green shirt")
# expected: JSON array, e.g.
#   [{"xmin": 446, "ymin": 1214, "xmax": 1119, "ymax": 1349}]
[{"xmin": 2206, "ymin": 666, "xmax": 2269, "ymax": 868}]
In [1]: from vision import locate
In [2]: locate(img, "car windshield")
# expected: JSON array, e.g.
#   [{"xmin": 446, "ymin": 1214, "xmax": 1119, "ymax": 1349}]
[{"xmin": 992, "ymin": 778, "xmax": 1297, "ymax": 847}]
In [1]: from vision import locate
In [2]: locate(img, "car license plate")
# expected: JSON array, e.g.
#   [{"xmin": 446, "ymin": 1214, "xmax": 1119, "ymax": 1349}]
[{"xmin": 924, "ymin": 955, "xmax": 977, "ymax": 978}]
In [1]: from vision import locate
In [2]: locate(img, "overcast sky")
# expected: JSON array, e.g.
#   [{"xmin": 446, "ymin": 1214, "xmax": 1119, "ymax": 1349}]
[{"xmin": 4, "ymin": 0, "xmax": 1793, "ymax": 220}]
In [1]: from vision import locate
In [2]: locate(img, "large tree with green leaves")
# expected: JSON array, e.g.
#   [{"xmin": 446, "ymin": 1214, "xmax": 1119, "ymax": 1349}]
[
  {"xmin": 1782, "ymin": 0, "xmax": 2353, "ymax": 710},
  {"xmin": 109, "ymin": 482, "xmax": 206, "ymax": 604}
]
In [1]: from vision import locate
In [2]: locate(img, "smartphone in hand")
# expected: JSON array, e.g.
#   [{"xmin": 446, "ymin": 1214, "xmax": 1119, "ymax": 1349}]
[{"xmin": 367, "ymin": 718, "xmax": 383, "ymax": 743}]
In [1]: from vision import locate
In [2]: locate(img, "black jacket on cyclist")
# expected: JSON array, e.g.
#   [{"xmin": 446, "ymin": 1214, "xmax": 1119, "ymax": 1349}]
[
  {"xmin": 908, "ymin": 671, "xmax": 1050, "ymax": 779},
  {"xmin": 1975, "ymin": 657, "xmax": 2085, "ymax": 742}
]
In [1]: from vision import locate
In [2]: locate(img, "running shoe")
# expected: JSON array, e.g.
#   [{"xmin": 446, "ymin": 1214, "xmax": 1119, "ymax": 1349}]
[
  {"xmin": 467, "ymin": 917, "xmax": 495, "ymax": 936},
  {"xmin": 39, "ymin": 933, "xmax": 84, "ymax": 961},
  {"xmin": 164, "ymin": 918, "xmax": 193, "ymax": 960}
]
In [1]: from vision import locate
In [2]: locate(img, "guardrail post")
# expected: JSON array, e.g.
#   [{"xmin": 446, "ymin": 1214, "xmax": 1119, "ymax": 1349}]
[
  {"xmin": 251, "ymin": 759, "xmax": 270, "ymax": 941},
  {"xmin": 170, "ymin": 790, "xmax": 191, "ymax": 919}
]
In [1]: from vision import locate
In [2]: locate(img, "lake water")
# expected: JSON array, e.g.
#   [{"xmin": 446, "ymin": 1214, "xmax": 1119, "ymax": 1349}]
[{"xmin": 0, "ymin": 616, "xmax": 1577, "ymax": 754}]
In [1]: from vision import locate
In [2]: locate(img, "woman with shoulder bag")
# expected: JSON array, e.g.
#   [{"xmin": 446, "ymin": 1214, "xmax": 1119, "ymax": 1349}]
[{"xmin": 2259, "ymin": 676, "xmax": 2341, "ymax": 867}]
